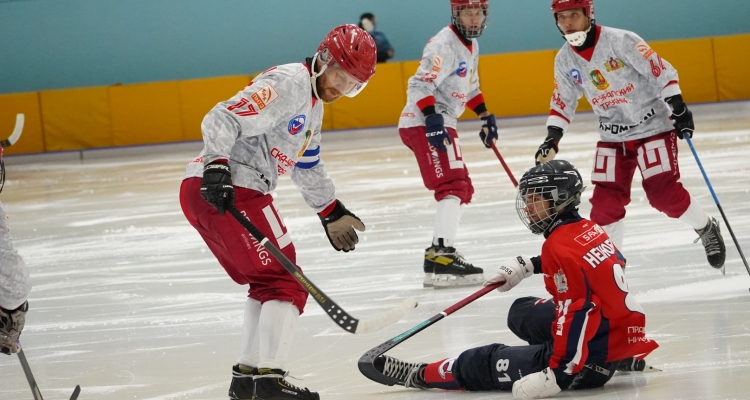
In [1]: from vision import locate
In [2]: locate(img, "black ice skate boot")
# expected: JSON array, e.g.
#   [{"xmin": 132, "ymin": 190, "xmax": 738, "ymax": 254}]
[
  {"xmin": 431, "ymin": 240, "xmax": 485, "ymax": 288},
  {"xmin": 423, "ymin": 244, "xmax": 438, "ymax": 288},
  {"xmin": 228, "ymin": 365, "xmax": 257, "ymax": 400},
  {"xmin": 615, "ymin": 357, "xmax": 646, "ymax": 372},
  {"xmin": 253, "ymin": 368, "xmax": 319, "ymax": 400},
  {"xmin": 374, "ymin": 355, "xmax": 429, "ymax": 389},
  {"xmin": 695, "ymin": 217, "xmax": 726, "ymax": 269}
]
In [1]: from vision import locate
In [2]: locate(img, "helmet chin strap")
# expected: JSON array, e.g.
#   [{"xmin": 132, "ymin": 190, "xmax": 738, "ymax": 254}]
[
  {"xmin": 563, "ymin": 21, "xmax": 592, "ymax": 46},
  {"xmin": 310, "ymin": 52, "xmax": 330, "ymax": 103}
]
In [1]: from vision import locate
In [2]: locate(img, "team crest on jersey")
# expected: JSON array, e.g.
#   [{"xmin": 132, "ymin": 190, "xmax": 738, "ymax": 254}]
[
  {"xmin": 635, "ymin": 40, "xmax": 655, "ymax": 59},
  {"xmin": 297, "ymin": 130, "xmax": 313, "ymax": 158},
  {"xmin": 589, "ymin": 69, "xmax": 610, "ymax": 90},
  {"xmin": 288, "ymin": 115, "xmax": 306, "ymax": 135},
  {"xmin": 569, "ymin": 69, "xmax": 583, "ymax": 85},
  {"xmin": 251, "ymin": 84, "xmax": 280, "ymax": 110},
  {"xmin": 456, "ymin": 61, "xmax": 468, "ymax": 77},
  {"xmin": 553, "ymin": 270, "xmax": 569, "ymax": 293},
  {"xmin": 605, "ymin": 57, "xmax": 626, "ymax": 72}
]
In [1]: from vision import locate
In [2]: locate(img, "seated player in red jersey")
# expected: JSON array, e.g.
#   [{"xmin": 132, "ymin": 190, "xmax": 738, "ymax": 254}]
[{"xmin": 371, "ymin": 160, "xmax": 659, "ymax": 399}]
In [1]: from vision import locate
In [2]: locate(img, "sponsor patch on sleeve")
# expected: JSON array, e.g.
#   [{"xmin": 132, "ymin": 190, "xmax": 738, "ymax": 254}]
[
  {"xmin": 635, "ymin": 40, "xmax": 655, "ymax": 59},
  {"xmin": 251, "ymin": 84, "xmax": 280, "ymax": 110}
]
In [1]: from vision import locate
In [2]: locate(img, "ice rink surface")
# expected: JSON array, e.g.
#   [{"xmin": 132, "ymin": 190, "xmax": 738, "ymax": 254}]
[{"xmin": 1, "ymin": 101, "xmax": 749, "ymax": 400}]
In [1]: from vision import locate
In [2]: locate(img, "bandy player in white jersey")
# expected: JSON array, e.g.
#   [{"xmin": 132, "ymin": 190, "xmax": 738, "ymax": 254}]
[
  {"xmin": 180, "ymin": 25, "xmax": 376, "ymax": 400},
  {"xmin": 0, "ymin": 146, "xmax": 31, "ymax": 356},
  {"xmin": 399, "ymin": 0, "xmax": 500, "ymax": 289},
  {"xmin": 536, "ymin": 0, "xmax": 726, "ymax": 271}
]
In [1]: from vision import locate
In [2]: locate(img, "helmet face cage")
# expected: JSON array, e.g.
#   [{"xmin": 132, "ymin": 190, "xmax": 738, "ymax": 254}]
[
  {"xmin": 516, "ymin": 160, "xmax": 584, "ymax": 235},
  {"xmin": 516, "ymin": 186, "xmax": 560, "ymax": 235},
  {"xmin": 452, "ymin": 2, "xmax": 489, "ymax": 39}
]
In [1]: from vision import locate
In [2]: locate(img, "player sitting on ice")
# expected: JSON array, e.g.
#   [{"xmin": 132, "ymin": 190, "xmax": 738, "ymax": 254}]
[
  {"xmin": 372, "ymin": 160, "xmax": 659, "ymax": 399},
  {"xmin": 0, "ymin": 141, "xmax": 32, "ymax": 356},
  {"xmin": 180, "ymin": 25, "xmax": 376, "ymax": 400},
  {"xmin": 399, "ymin": 0, "xmax": 500, "ymax": 289},
  {"xmin": 536, "ymin": 0, "xmax": 725, "ymax": 271}
]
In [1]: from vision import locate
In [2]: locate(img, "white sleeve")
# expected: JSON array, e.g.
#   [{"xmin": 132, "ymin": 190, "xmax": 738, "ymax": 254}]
[
  {"xmin": 406, "ymin": 40, "xmax": 457, "ymax": 108},
  {"xmin": 618, "ymin": 31, "xmax": 681, "ymax": 100},
  {"xmin": 546, "ymin": 55, "xmax": 584, "ymax": 131},
  {"xmin": 291, "ymin": 126, "xmax": 336, "ymax": 213}
]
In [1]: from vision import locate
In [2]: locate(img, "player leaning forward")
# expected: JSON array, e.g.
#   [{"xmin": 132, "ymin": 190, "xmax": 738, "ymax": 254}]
[
  {"xmin": 180, "ymin": 25, "xmax": 376, "ymax": 400},
  {"xmin": 0, "ymin": 151, "xmax": 32, "ymax": 356},
  {"xmin": 536, "ymin": 0, "xmax": 725, "ymax": 269},
  {"xmin": 399, "ymin": 0, "xmax": 500, "ymax": 288},
  {"xmin": 372, "ymin": 161, "xmax": 658, "ymax": 399}
]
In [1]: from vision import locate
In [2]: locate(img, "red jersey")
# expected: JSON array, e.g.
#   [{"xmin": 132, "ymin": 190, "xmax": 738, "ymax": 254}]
[{"xmin": 541, "ymin": 218, "xmax": 658, "ymax": 375}]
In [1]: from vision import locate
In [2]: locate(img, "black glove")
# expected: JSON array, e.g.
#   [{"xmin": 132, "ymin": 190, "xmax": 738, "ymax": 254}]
[
  {"xmin": 535, "ymin": 126, "xmax": 563, "ymax": 165},
  {"xmin": 666, "ymin": 94, "xmax": 694, "ymax": 139},
  {"xmin": 425, "ymin": 114, "xmax": 451, "ymax": 152},
  {"xmin": 0, "ymin": 301, "xmax": 28, "ymax": 355},
  {"xmin": 479, "ymin": 114, "xmax": 498, "ymax": 148},
  {"xmin": 318, "ymin": 200, "xmax": 366, "ymax": 252},
  {"xmin": 200, "ymin": 161, "xmax": 234, "ymax": 215}
]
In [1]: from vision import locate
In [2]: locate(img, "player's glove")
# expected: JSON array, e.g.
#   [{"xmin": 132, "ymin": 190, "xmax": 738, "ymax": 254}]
[
  {"xmin": 535, "ymin": 126, "xmax": 564, "ymax": 165},
  {"xmin": 318, "ymin": 200, "xmax": 366, "ymax": 252},
  {"xmin": 512, "ymin": 367, "xmax": 562, "ymax": 400},
  {"xmin": 484, "ymin": 256, "xmax": 534, "ymax": 292},
  {"xmin": 200, "ymin": 161, "xmax": 234, "ymax": 215},
  {"xmin": 0, "ymin": 301, "xmax": 28, "ymax": 355},
  {"xmin": 425, "ymin": 114, "xmax": 452, "ymax": 152},
  {"xmin": 479, "ymin": 114, "xmax": 498, "ymax": 148},
  {"xmin": 666, "ymin": 94, "xmax": 694, "ymax": 139}
]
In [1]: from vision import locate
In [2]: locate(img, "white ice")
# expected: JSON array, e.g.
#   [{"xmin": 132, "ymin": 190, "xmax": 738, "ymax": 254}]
[{"xmin": 1, "ymin": 101, "xmax": 749, "ymax": 399}]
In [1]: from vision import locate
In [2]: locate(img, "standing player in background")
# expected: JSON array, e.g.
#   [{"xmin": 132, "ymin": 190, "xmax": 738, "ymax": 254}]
[
  {"xmin": 399, "ymin": 0, "xmax": 499, "ymax": 288},
  {"xmin": 372, "ymin": 161, "xmax": 659, "ymax": 399},
  {"xmin": 0, "ymin": 146, "xmax": 32, "ymax": 356},
  {"xmin": 180, "ymin": 25, "xmax": 376, "ymax": 400},
  {"xmin": 535, "ymin": 0, "xmax": 725, "ymax": 270}
]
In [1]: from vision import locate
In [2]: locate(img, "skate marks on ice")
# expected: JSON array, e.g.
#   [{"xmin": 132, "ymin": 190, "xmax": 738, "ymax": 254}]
[{"xmin": 0, "ymin": 102, "xmax": 748, "ymax": 399}]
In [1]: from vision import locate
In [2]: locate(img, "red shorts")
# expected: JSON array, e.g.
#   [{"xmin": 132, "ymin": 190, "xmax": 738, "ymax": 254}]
[
  {"xmin": 399, "ymin": 126, "xmax": 474, "ymax": 204},
  {"xmin": 180, "ymin": 178, "xmax": 308, "ymax": 314},
  {"xmin": 589, "ymin": 130, "xmax": 691, "ymax": 226}
]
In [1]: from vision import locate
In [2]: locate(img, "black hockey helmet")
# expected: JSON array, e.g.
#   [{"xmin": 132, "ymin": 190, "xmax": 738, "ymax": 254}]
[{"xmin": 516, "ymin": 160, "xmax": 585, "ymax": 235}]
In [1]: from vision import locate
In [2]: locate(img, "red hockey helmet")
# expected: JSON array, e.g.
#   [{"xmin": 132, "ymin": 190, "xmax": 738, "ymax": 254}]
[
  {"xmin": 450, "ymin": 0, "xmax": 489, "ymax": 39},
  {"xmin": 551, "ymin": 0, "xmax": 595, "ymax": 22},
  {"xmin": 317, "ymin": 24, "xmax": 376, "ymax": 85}
]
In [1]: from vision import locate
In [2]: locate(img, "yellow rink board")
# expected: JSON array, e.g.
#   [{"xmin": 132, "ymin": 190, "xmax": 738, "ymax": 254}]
[
  {"xmin": 650, "ymin": 38, "xmax": 719, "ymax": 104},
  {"xmin": 713, "ymin": 33, "xmax": 750, "ymax": 101},
  {"xmin": 178, "ymin": 75, "xmax": 251, "ymax": 142},
  {"xmin": 40, "ymin": 86, "xmax": 112, "ymax": 151},
  {"xmin": 0, "ymin": 92, "xmax": 45, "ymax": 155},
  {"xmin": 109, "ymin": 81, "xmax": 183, "ymax": 146}
]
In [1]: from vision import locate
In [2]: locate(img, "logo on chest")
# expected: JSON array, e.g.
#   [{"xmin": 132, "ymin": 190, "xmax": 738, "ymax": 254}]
[
  {"xmin": 456, "ymin": 61, "xmax": 468, "ymax": 77},
  {"xmin": 569, "ymin": 69, "xmax": 583, "ymax": 85},
  {"xmin": 589, "ymin": 69, "xmax": 610, "ymax": 90},
  {"xmin": 553, "ymin": 269, "xmax": 569, "ymax": 293},
  {"xmin": 604, "ymin": 57, "xmax": 626, "ymax": 72},
  {"xmin": 288, "ymin": 115, "xmax": 307, "ymax": 135}
]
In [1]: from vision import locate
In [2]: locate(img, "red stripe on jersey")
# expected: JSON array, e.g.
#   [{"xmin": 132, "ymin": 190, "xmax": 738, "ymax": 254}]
[
  {"xmin": 466, "ymin": 94, "xmax": 485, "ymax": 110},
  {"xmin": 416, "ymin": 96, "xmax": 436, "ymax": 111}
]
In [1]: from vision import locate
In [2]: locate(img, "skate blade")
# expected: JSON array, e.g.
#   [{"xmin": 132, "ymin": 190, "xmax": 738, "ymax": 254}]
[{"xmin": 432, "ymin": 274, "xmax": 485, "ymax": 289}]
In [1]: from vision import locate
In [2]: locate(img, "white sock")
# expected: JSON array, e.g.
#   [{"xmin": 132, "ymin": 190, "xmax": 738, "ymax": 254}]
[
  {"xmin": 602, "ymin": 220, "xmax": 625, "ymax": 252},
  {"xmin": 678, "ymin": 196, "xmax": 710, "ymax": 230},
  {"xmin": 238, "ymin": 298, "xmax": 262, "ymax": 368},
  {"xmin": 257, "ymin": 300, "xmax": 299, "ymax": 370},
  {"xmin": 433, "ymin": 195, "xmax": 462, "ymax": 248}
]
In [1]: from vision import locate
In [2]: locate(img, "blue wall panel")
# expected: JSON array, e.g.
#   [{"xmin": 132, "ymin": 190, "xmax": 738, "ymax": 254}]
[{"xmin": 1, "ymin": 0, "xmax": 748, "ymax": 94}]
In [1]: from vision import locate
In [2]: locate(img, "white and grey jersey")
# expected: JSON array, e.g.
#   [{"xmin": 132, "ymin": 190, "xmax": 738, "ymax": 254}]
[
  {"xmin": 0, "ymin": 202, "xmax": 30, "ymax": 310},
  {"xmin": 548, "ymin": 25, "xmax": 681, "ymax": 142},
  {"xmin": 184, "ymin": 63, "xmax": 336, "ymax": 212},
  {"xmin": 399, "ymin": 25, "xmax": 482, "ymax": 129}
]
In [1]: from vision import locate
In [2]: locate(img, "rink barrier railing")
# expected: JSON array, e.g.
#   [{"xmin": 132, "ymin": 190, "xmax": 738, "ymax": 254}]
[{"xmin": 0, "ymin": 33, "xmax": 748, "ymax": 156}]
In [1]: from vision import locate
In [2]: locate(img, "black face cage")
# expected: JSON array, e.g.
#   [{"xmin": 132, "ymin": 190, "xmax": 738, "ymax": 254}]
[
  {"xmin": 516, "ymin": 186, "xmax": 560, "ymax": 235},
  {"xmin": 452, "ymin": 5, "xmax": 489, "ymax": 39}
]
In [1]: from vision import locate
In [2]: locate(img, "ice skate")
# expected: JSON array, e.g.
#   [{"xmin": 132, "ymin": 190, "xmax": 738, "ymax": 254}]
[
  {"xmin": 423, "ymin": 245, "xmax": 438, "ymax": 287},
  {"xmin": 695, "ymin": 217, "xmax": 726, "ymax": 269},
  {"xmin": 253, "ymin": 368, "xmax": 319, "ymax": 400},
  {"xmin": 228, "ymin": 365, "xmax": 256, "ymax": 400},
  {"xmin": 615, "ymin": 357, "xmax": 661, "ymax": 372},
  {"xmin": 432, "ymin": 246, "xmax": 485, "ymax": 288},
  {"xmin": 374, "ymin": 355, "xmax": 428, "ymax": 389}
]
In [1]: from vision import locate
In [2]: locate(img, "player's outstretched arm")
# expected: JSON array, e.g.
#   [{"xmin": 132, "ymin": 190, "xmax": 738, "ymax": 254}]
[{"xmin": 484, "ymin": 256, "xmax": 534, "ymax": 292}]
